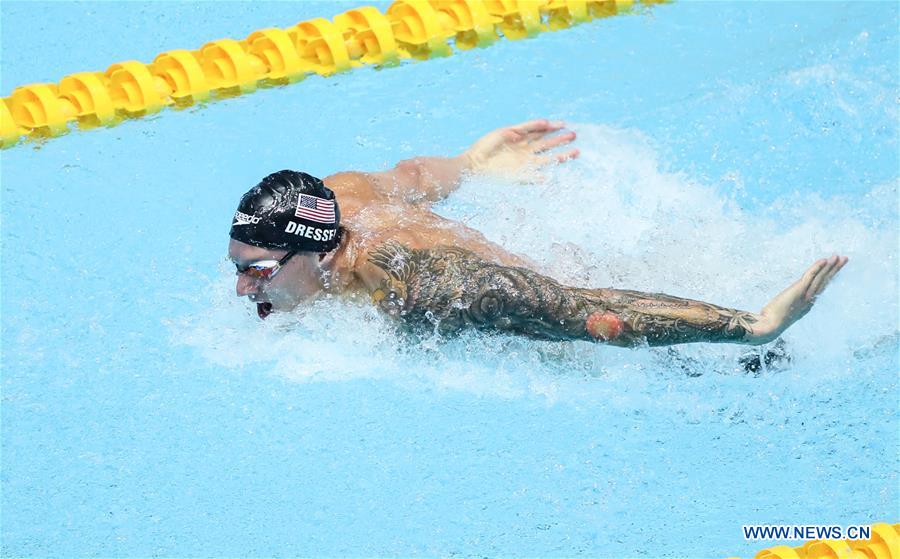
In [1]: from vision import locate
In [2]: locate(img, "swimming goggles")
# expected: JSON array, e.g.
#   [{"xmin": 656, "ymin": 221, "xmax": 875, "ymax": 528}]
[{"xmin": 234, "ymin": 250, "xmax": 297, "ymax": 281}]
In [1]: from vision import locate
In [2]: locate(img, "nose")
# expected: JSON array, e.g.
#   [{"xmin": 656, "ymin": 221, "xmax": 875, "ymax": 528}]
[{"xmin": 235, "ymin": 273, "xmax": 259, "ymax": 297}]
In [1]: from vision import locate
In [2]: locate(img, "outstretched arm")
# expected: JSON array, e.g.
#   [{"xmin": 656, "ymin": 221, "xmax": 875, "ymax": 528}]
[
  {"xmin": 364, "ymin": 242, "xmax": 847, "ymax": 347},
  {"xmin": 368, "ymin": 119, "xmax": 579, "ymax": 204}
]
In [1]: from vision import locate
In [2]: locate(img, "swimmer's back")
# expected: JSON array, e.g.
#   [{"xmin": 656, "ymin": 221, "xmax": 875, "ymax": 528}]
[{"xmin": 324, "ymin": 171, "xmax": 533, "ymax": 270}]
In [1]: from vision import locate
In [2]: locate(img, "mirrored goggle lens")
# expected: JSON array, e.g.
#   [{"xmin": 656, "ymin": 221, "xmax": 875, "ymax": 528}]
[{"xmin": 235, "ymin": 260, "xmax": 280, "ymax": 280}]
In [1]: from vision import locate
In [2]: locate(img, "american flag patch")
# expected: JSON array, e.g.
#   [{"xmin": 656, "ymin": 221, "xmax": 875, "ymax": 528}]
[{"xmin": 294, "ymin": 193, "xmax": 336, "ymax": 224}]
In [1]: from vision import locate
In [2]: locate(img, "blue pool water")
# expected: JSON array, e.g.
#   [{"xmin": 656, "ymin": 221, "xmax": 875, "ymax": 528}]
[{"xmin": 2, "ymin": 2, "xmax": 898, "ymax": 556}]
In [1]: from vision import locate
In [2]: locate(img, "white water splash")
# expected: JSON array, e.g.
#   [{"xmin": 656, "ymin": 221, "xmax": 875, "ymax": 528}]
[{"xmin": 175, "ymin": 124, "xmax": 898, "ymax": 405}]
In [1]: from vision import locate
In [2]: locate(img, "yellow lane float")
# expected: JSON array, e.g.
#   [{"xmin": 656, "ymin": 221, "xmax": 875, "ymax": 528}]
[{"xmin": 1, "ymin": 0, "xmax": 652, "ymax": 149}]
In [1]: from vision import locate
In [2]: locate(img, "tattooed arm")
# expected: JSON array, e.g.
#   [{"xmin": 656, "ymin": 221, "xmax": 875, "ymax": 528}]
[
  {"xmin": 364, "ymin": 242, "xmax": 848, "ymax": 347},
  {"xmin": 366, "ymin": 242, "xmax": 758, "ymax": 346}
]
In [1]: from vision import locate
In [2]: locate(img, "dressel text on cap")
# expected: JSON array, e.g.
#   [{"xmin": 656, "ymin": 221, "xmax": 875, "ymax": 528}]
[{"xmin": 285, "ymin": 220, "xmax": 337, "ymax": 242}]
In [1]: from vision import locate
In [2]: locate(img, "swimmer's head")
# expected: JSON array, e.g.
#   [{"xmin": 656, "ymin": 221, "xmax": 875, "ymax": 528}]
[
  {"xmin": 228, "ymin": 170, "xmax": 342, "ymax": 319},
  {"xmin": 229, "ymin": 170, "xmax": 341, "ymax": 253}
]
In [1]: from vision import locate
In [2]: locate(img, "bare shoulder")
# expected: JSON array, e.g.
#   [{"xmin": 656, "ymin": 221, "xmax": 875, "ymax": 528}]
[
  {"xmin": 353, "ymin": 240, "xmax": 483, "ymax": 320},
  {"xmin": 322, "ymin": 171, "xmax": 383, "ymax": 216},
  {"xmin": 350, "ymin": 235, "xmax": 422, "ymax": 290},
  {"xmin": 323, "ymin": 171, "xmax": 373, "ymax": 191}
]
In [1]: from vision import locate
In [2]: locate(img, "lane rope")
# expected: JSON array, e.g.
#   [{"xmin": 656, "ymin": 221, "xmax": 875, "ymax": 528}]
[{"xmin": 0, "ymin": 0, "xmax": 659, "ymax": 149}]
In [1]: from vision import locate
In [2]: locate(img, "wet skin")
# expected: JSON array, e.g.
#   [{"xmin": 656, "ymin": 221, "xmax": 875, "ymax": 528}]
[{"xmin": 232, "ymin": 119, "xmax": 848, "ymax": 346}]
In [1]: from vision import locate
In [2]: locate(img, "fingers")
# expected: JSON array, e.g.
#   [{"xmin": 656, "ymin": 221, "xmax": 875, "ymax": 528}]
[
  {"xmin": 793, "ymin": 258, "xmax": 826, "ymax": 301},
  {"xmin": 803, "ymin": 255, "xmax": 848, "ymax": 302},
  {"xmin": 799, "ymin": 258, "xmax": 828, "ymax": 286},
  {"xmin": 813, "ymin": 255, "xmax": 848, "ymax": 297},
  {"xmin": 536, "ymin": 148, "xmax": 579, "ymax": 168},
  {"xmin": 817, "ymin": 257, "xmax": 847, "ymax": 298},
  {"xmin": 510, "ymin": 119, "xmax": 565, "ymax": 137},
  {"xmin": 530, "ymin": 126, "xmax": 578, "ymax": 167},
  {"xmin": 803, "ymin": 257, "xmax": 835, "ymax": 301},
  {"xmin": 533, "ymin": 130, "xmax": 576, "ymax": 153},
  {"xmin": 556, "ymin": 148, "xmax": 579, "ymax": 163}
]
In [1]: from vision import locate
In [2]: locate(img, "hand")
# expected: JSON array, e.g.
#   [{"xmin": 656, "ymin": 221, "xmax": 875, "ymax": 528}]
[
  {"xmin": 750, "ymin": 255, "xmax": 849, "ymax": 344},
  {"xmin": 463, "ymin": 119, "xmax": 579, "ymax": 182}
]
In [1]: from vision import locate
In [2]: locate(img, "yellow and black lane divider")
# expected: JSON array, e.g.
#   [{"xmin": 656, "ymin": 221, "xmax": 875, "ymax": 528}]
[{"xmin": 1, "ymin": 0, "xmax": 661, "ymax": 149}]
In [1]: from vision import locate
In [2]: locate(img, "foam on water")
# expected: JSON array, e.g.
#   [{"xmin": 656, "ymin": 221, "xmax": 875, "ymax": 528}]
[
  {"xmin": 4, "ymin": 3, "xmax": 897, "ymax": 553},
  {"xmin": 175, "ymin": 124, "xmax": 898, "ymax": 412}
]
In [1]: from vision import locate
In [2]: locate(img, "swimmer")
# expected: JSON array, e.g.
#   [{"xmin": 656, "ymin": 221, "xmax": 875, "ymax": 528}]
[{"xmin": 228, "ymin": 119, "xmax": 848, "ymax": 347}]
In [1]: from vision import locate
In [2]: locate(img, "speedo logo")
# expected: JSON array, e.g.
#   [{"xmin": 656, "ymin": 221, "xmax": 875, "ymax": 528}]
[
  {"xmin": 285, "ymin": 221, "xmax": 336, "ymax": 241},
  {"xmin": 233, "ymin": 211, "xmax": 261, "ymax": 226}
]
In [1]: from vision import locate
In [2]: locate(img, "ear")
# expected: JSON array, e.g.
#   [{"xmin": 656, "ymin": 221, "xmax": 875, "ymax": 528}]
[{"xmin": 319, "ymin": 253, "xmax": 327, "ymax": 262}]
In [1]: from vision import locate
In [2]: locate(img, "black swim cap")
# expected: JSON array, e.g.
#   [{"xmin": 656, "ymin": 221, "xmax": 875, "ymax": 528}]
[{"xmin": 230, "ymin": 170, "xmax": 341, "ymax": 253}]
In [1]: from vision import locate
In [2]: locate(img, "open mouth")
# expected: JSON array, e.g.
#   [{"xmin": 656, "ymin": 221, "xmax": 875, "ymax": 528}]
[{"xmin": 257, "ymin": 302, "xmax": 273, "ymax": 320}]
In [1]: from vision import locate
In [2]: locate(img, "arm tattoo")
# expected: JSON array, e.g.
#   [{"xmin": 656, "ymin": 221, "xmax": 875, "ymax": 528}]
[{"xmin": 367, "ymin": 242, "xmax": 758, "ymax": 346}]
